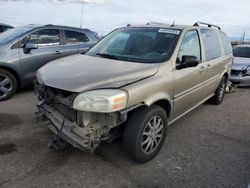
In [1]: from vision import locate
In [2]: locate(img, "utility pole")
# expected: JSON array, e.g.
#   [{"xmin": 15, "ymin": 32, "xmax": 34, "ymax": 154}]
[
  {"xmin": 80, "ymin": 2, "xmax": 84, "ymax": 28},
  {"xmin": 242, "ymin": 30, "xmax": 246, "ymax": 44}
]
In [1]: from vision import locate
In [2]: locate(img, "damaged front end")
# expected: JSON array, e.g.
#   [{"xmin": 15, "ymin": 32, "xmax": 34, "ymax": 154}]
[{"xmin": 34, "ymin": 81, "xmax": 130, "ymax": 151}]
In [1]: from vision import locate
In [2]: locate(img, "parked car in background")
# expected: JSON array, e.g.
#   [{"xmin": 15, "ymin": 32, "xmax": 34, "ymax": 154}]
[
  {"xmin": 0, "ymin": 23, "xmax": 13, "ymax": 34},
  {"xmin": 230, "ymin": 45, "xmax": 250, "ymax": 85},
  {"xmin": 35, "ymin": 22, "xmax": 232, "ymax": 163},
  {"xmin": 0, "ymin": 24, "xmax": 99, "ymax": 101}
]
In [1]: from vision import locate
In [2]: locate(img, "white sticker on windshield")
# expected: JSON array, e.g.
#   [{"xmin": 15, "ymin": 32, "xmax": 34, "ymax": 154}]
[{"xmin": 158, "ymin": 29, "xmax": 180, "ymax": 35}]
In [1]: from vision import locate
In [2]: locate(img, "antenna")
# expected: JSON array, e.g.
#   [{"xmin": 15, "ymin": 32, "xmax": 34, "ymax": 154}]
[{"xmin": 171, "ymin": 18, "xmax": 175, "ymax": 27}]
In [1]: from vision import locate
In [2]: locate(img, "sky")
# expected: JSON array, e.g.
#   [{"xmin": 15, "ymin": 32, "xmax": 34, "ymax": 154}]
[{"xmin": 0, "ymin": 0, "xmax": 250, "ymax": 39}]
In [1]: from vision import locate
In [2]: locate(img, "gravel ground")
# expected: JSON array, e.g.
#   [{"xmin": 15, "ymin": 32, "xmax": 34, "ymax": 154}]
[{"xmin": 0, "ymin": 87, "xmax": 249, "ymax": 188}]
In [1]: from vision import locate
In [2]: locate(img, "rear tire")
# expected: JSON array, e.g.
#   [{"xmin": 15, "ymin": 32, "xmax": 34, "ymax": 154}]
[
  {"xmin": 210, "ymin": 76, "xmax": 227, "ymax": 105},
  {"xmin": 122, "ymin": 105, "xmax": 167, "ymax": 163},
  {"xmin": 0, "ymin": 69, "xmax": 17, "ymax": 101}
]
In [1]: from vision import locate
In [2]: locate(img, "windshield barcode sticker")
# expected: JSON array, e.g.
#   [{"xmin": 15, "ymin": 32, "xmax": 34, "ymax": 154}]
[{"xmin": 158, "ymin": 29, "xmax": 180, "ymax": 35}]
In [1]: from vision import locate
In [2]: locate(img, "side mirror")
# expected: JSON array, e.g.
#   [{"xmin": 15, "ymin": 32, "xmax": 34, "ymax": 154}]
[
  {"xmin": 23, "ymin": 43, "xmax": 38, "ymax": 54},
  {"xmin": 176, "ymin": 55, "xmax": 199, "ymax": 70}
]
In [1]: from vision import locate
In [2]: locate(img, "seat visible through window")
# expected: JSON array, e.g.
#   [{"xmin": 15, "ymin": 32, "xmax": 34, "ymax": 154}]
[{"xmin": 127, "ymin": 34, "xmax": 153, "ymax": 56}]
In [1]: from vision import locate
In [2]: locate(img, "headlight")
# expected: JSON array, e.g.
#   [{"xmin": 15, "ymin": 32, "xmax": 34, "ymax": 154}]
[
  {"xmin": 73, "ymin": 89, "xmax": 127, "ymax": 112},
  {"xmin": 244, "ymin": 66, "xmax": 250, "ymax": 76}
]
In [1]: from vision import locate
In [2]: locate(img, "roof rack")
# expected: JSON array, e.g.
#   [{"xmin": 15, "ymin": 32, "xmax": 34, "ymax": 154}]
[
  {"xmin": 146, "ymin": 22, "xmax": 171, "ymax": 26},
  {"xmin": 193, "ymin": 21, "xmax": 221, "ymax": 30}
]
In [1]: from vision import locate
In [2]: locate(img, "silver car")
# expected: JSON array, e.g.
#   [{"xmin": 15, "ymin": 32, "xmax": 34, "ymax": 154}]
[
  {"xmin": 36, "ymin": 22, "xmax": 232, "ymax": 163},
  {"xmin": 0, "ymin": 24, "xmax": 99, "ymax": 101},
  {"xmin": 230, "ymin": 45, "xmax": 250, "ymax": 85}
]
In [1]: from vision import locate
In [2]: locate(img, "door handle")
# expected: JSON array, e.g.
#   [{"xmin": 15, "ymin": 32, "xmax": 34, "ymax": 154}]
[
  {"xmin": 55, "ymin": 51, "xmax": 62, "ymax": 55},
  {"xmin": 200, "ymin": 66, "xmax": 206, "ymax": 73}
]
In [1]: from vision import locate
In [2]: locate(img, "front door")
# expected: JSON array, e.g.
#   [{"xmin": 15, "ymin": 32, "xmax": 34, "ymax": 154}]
[
  {"xmin": 172, "ymin": 30, "xmax": 207, "ymax": 119},
  {"xmin": 19, "ymin": 29, "xmax": 65, "ymax": 83}
]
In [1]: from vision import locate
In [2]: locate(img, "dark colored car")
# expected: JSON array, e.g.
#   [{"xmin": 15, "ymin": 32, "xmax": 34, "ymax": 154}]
[
  {"xmin": 0, "ymin": 23, "xmax": 14, "ymax": 34},
  {"xmin": 0, "ymin": 24, "xmax": 99, "ymax": 101},
  {"xmin": 230, "ymin": 45, "xmax": 250, "ymax": 85}
]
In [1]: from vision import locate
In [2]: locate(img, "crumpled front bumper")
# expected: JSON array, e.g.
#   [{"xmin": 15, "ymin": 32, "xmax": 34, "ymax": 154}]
[{"xmin": 41, "ymin": 104, "xmax": 98, "ymax": 151}]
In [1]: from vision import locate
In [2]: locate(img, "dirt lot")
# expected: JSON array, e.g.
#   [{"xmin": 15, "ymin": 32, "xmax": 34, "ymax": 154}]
[{"xmin": 0, "ymin": 87, "xmax": 249, "ymax": 188}]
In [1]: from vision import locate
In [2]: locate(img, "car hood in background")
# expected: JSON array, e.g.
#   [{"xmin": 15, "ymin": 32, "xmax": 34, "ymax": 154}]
[
  {"xmin": 232, "ymin": 57, "xmax": 250, "ymax": 70},
  {"xmin": 38, "ymin": 55, "xmax": 159, "ymax": 93}
]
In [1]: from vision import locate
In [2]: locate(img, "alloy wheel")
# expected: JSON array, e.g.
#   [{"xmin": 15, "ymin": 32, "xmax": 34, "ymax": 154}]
[
  {"xmin": 0, "ymin": 74, "xmax": 13, "ymax": 99},
  {"xmin": 141, "ymin": 115, "xmax": 164, "ymax": 155},
  {"xmin": 219, "ymin": 79, "xmax": 226, "ymax": 101}
]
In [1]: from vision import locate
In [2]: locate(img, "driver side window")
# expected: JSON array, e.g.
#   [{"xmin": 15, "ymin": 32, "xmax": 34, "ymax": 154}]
[
  {"xmin": 177, "ymin": 30, "xmax": 201, "ymax": 64},
  {"xmin": 22, "ymin": 29, "xmax": 60, "ymax": 47}
]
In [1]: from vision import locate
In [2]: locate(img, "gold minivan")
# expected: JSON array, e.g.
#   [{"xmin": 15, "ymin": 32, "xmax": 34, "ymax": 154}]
[{"xmin": 36, "ymin": 22, "xmax": 233, "ymax": 163}]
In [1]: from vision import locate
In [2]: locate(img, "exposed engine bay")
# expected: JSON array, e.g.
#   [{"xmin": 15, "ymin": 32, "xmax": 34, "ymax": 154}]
[{"xmin": 34, "ymin": 81, "xmax": 140, "ymax": 151}]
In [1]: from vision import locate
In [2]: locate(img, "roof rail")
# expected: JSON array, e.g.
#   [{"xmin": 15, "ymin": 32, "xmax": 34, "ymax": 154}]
[{"xmin": 193, "ymin": 21, "xmax": 221, "ymax": 30}]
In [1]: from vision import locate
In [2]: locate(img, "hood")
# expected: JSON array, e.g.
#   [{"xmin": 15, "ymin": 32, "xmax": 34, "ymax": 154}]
[
  {"xmin": 232, "ymin": 57, "xmax": 250, "ymax": 70},
  {"xmin": 0, "ymin": 45, "xmax": 3, "ymax": 57},
  {"xmin": 0, "ymin": 44, "xmax": 6, "ymax": 57},
  {"xmin": 38, "ymin": 54, "xmax": 159, "ymax": 93}
]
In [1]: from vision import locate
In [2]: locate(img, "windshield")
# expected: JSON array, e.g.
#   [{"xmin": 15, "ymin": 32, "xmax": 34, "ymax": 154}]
[
  {"xmin": 86, "ymin": 27, "xmax": 181, "ymax": 63},
  {"xmin": 0, "ymin": 27, "xmax": 31, "ymax": 45},
  {"xmin": 233, "ymin": 46, "xmax": 250, "ymax": 58}
]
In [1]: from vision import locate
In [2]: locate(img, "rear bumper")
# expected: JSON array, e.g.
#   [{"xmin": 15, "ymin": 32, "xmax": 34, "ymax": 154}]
[{"xmin": 229, "ymin": 75, "xmax": 250, "ymax": 85}]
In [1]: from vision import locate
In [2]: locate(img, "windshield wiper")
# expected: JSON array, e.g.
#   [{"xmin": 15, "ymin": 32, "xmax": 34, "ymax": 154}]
[{"xmin": 96, "ymin": 53, "xmax": 119, "ymax": 60}]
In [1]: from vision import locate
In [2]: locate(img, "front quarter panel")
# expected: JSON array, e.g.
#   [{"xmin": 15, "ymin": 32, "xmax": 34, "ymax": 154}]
[
  {"xmin": 0, "ymin": 43, "xmax": 21, "ymax": 65},
  {"xmin": 0, "ymin": 43, "xmax": 23, "ymax": 84},
  {"xmin": 123, "ymin": 61, "xmax": 174, "ymax": 117}
]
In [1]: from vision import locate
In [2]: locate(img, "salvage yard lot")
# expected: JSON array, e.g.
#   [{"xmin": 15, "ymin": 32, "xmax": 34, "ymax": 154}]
[{"xmin": 0, "ymin": 87, "xmax": 250, "ymax": 188}]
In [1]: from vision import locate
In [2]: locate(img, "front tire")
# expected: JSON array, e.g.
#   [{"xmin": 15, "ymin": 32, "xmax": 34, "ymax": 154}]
[
  {"xmin": 0, "ymin": 69, "xmax": 17, "ymax": 101},
  {"xmin": 210, "ymin": 76, "xmax": 227, "ymax": 105},
  {"xmin": 122, "ymin": 105, "xmax": 167, "ymax": 163}
]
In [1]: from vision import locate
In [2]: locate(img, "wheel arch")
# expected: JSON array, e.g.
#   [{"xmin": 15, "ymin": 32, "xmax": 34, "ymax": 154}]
[
  {"xmin": 0, "ymin": 65, "xmax": 21, "ymax": 88},
  {"xmin": 140, "ymin": 92, "xmax": 173, "ymax": 118},
  {"xmin": 151, "ymin": 99, "xmax": 172, "ymax": 118},
  {"xmin": 223, "ymin": 72, "xmax": 229, "ymax": 80}
]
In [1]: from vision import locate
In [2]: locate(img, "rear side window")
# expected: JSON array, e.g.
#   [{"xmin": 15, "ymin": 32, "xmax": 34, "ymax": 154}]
[
  {"xmin": 22, "ymin": 29, "xmax": 60, "ymax": 47},
  {"xmin": 200, "ymin": 29, "xmax": 222, "ymax": 61},
  {"xmin": 219, "ymin": 32, "xmax": 232, "ymax": 55},
  {"xmin": 65, "ymin": 30, "xmax": 89, "ymax": 45}
]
